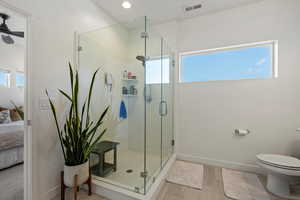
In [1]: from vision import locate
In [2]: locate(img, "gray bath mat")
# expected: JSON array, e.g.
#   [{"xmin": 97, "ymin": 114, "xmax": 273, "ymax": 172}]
[
  {"xmin": 166, "ymin": 160, "xmax": 203, "ymax": 190},
  {"xmin": 222, "ymin": 168, "xmax": 270, "ymax": 200}
]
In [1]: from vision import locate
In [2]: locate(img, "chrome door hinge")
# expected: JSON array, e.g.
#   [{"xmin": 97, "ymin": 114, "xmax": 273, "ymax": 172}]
[
  {"xmin": 141, "ymin": 32, "xmax": 149, "ymax": 39},
  {"xmin": 140, "ymin": 171, "xmax": 148, "ymax": 178},
  {"xmin": 172, "ymin": 60, "xmax": 175, "ymax": 67},
  {"xmin": 134, "ymin": 187, "xmax": 140, "ymax": 193},
  {"xmin": 152, "ymin": 177, "xmax": 156, "ymax": 183},
  {"xmin": 27, "ymin": 120, "xmax": 32, "ymax": 126}
]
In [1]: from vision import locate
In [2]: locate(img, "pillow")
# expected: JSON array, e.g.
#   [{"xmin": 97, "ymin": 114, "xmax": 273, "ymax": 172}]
[
  {"xmin": 10, "ymin": 108, "xmax": 22, "ymax": 121},
  {"xmin": 0, "ymin": 106, "xmax": 8, "ymax": 111},
  {"xmin": 0, "ymin": 110, "xmax": 11, "ymax": 124}
]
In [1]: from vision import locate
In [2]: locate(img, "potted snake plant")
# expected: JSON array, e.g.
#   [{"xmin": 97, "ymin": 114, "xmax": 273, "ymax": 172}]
[{"xmin": 46, "ymin": 63, "xmax": 109, "ymax": 187}]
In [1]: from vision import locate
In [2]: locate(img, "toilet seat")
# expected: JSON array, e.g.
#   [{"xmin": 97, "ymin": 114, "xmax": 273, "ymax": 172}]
[
  {"xmin": 256, "ymin": 154, "xmax": 300, "ymax": 199},
  {"xmin": 257, "ymin": 154, "xmax": 300, "ymax": 170}
]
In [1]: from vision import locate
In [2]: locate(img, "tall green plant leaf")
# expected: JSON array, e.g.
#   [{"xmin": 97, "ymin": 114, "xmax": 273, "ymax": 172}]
[
  {"xmin": 46, "ymin": 64, "xmax": 108, "ymax": 166},
  {"xmin": 46, "ymin": 90, "xmax": 66, "ymax": 161},
  {"xmin": 86, "ymin": 69, "xmax": 100, "ymax": 127}
]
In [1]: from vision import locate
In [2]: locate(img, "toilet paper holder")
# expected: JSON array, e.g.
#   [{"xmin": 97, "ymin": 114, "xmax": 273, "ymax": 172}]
[{"xmin": 234, "ymin": 129, "xmax": 250, "ymax": 136}]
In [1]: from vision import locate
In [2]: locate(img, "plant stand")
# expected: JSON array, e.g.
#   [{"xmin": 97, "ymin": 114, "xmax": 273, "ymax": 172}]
[{"xmin": 61, "ymin": 170, "xmax": 92, "ymax": 200}]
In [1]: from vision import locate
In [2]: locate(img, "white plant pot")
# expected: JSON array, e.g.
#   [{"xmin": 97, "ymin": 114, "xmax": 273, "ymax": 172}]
[{"xmin": 64, "ymin": 160, "xmax": 89, "ymax": 187}]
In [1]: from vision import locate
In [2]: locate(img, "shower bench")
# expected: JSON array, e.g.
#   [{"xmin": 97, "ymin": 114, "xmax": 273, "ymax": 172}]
[{"xmin": 90, "ymin": 140, "xmax": 120, "ymax": 177}]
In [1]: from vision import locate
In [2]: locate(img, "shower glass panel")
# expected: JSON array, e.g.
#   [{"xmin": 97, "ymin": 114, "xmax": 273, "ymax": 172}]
[
  {"xmin": 78, "ymin": 22, "xmax": 145, "ymax": 193},
  {"xmin": 77, "ymin": 16, "xmax": 174, "ymax": 195},
  {"xmin": 161, "ymin": 39, "xmax": 174, "ymax": 167},
  {"xmin": 144, "ymin": 19, "xmax": 163, "ymax": 193}
]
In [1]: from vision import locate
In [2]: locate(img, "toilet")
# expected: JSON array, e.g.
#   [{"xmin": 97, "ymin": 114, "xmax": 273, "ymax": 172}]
[{"xmin": 257, "ymin": 154, "xmax": 300, "ymax": 199}]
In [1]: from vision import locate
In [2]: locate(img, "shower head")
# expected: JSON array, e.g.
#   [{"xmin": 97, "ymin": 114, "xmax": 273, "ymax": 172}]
[
  {"xmin": 136, "ymin": 55, "xmax": 146, "ymax": 62},
  {"xmin": 136, "ymin": 55, "xmax": 149, "ymax": 66}
]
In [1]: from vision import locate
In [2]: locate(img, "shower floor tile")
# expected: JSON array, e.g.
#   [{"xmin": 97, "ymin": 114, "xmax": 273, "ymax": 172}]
[{"xmin": 92, "ymin": 150, "xmax": 161, "ymax": 192}]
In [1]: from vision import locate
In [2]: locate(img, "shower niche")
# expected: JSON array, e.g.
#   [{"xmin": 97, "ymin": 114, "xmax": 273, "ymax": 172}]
[{"xmin": 77, "ymin": 17, "xmax": 174, "ymax": 195}]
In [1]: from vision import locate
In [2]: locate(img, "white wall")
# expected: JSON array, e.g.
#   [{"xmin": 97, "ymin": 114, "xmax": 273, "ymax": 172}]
[
  {"xmin": 171, "ymin": 0, "xmax": 300, "ymax": 170},
  {"xmin": 0, "ymin": 0, "xmax": 115, "ymax": 199},
  {"xmin": 79, "ymin": 24, "xmax": 131, "ymax": 151},
  {"xmin": 3, "ymin": 0, "xmax": 299, "ymax": 198},
  {"xmin": 0, "ymin": 43, "xmax": 24, "ymax": 107}
]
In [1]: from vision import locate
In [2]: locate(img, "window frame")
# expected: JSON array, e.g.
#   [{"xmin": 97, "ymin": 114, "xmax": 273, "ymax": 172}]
[
  {"xmin": 0, "ymin": 69, "xmax": 11, "ymax": 88},
  {"xmin": 178, "ymin": 40, "xmax": 278, "ymax": 83}
]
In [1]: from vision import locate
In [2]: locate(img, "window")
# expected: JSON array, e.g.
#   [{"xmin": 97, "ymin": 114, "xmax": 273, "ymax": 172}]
[
  {"xmin": 16, "ymin": 72, "xmax": 25, "ymax": 88},
  {"xmin": 179, "ymin": 41, "xmax": 278, "ymax": 83},
  {"xmin": 146, "ymin": 57, "xmax": 170, "ymax": 84},
  {"xmin": 0, "ymin": 69, "xmax": 10, "ymax": 87}
]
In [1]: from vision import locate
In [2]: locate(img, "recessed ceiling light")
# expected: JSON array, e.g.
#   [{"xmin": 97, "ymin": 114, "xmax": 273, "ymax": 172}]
[{"xmin": 122, "ymin": 1, "xmax": 132, "ymax": 9}]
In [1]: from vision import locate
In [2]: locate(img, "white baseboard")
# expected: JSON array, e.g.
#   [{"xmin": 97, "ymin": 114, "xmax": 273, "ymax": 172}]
[
  {"xmin": 44, "ymin": 185, "xmax": 60, "ymax": 200},
  {"xmin": 176, "ymin": 153, "xmax": 265, "ymax": 175}
]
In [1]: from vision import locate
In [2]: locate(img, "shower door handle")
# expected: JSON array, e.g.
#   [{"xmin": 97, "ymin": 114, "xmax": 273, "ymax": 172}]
[{"xmin": 159, "ymin": 101, "xmax": 168, "ymax": 116}]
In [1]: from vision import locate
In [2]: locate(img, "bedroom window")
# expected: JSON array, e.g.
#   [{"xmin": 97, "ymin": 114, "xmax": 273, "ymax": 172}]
[
  {"xmin": 16, "ymin": 72, "xmax": 25, "ymax": 88},
  {"xmin": 0, "ymin": 69, "xmax": 10, "ymax": 88},
  {"xmin": 179, "ymin": 41, "xmax": 278, "ymax": 83}
]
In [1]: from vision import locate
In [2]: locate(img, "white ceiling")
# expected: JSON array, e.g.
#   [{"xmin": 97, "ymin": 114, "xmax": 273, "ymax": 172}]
[
  {"xmin": 0, "ymin": 5, "xmax": 26, "ymax": 46},
  {"xmin": 93, "ymin": 0, "xmax": 263, "ymax": 26}
]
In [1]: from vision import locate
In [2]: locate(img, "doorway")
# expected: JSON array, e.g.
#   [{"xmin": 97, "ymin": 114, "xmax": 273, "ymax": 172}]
[{"xmin": 0, "ymin": 2, "xmax": 31, "ymax": 200}]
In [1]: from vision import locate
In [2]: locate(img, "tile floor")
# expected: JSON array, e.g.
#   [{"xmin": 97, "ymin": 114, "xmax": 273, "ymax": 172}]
[
  {"xmin": 158, "ymin": 165, "xmax": 285, "ymax": 200},
  {"xmin": 0, "ymin": 164, "xmax": 23, "ymax": 200},
  {"xmin": 53, "ymin": 164, "xmax": 289, "ymax": 200}
]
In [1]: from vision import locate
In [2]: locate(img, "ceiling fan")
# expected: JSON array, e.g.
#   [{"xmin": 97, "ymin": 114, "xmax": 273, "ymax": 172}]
[{"xmin": 0, "ymin": 13, "xmax": 24, "ymax": 45}]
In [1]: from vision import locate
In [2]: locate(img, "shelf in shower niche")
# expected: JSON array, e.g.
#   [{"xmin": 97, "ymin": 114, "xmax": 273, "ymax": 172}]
[
  {"xmin": 122, "ymin": 94, "xmax": 137, "ymax": 97},
  {"xmin": 122, "ymin": 79, "xmax": 138, "ymax": 82}
]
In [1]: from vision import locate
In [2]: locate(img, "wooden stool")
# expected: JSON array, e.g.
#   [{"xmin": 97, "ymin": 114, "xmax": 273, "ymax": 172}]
[
  {"xmin": 90, "ymin": 141, "xmax": 120, "ymax": 177},
  {"xmin": 61, "ymin": 169, "xmax": 92, "ymax": 200}
]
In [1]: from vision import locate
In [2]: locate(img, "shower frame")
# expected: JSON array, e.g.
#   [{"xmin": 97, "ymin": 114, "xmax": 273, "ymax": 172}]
[{"xmin": 75, "ymin": 16, "xmax": 175, "ymax": 195}]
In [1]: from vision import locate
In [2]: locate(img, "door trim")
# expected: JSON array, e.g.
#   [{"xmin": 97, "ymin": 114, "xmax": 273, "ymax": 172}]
[{"xmin": 0, "ymin": 1, "xmax": 33, "ymax": 200}]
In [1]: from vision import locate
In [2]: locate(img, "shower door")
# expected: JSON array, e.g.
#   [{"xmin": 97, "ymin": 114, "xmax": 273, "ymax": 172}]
[
  {"xmin": 77, "ymin": 16, "xmax": 174, "ymax": 195},
  {"xmin": 143, "ymin": 19, "xmax": 174, "ymax": 193},
  {"xmin": 143, "ymin": 17, "xmax": 163, "ymax": 193},
  {"xmin": 161, "ymin": 40, "xmax": 174, "ymax": 166}
]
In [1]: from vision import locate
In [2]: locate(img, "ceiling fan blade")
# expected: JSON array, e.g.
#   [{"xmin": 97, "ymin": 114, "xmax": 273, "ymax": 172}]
[
  {"xmin": 10, "ymin": 31, "xmax": 24, "ymax": 38},
  {"xmin": 1, "ymin": 35, "xmax": 14, "ymax": 44}
]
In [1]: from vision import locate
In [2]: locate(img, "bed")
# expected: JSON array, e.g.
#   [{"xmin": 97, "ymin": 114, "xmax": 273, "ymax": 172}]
[{"xmin": 0, "ymin": 121, "xmax": 24, "ymax": 170}]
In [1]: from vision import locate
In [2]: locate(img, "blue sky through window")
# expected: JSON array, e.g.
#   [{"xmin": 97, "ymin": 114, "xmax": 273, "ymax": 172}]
[
  {"xmin": 0, "ymin": 71, "xmax": 9, "ymax": 87},
  {"xmin": 180, "ymin": 45, "xmax": 272, "ymax": 82},
  {"xmin": 16, "ymin": 73, "xmax": 25, "ymax": 87}
]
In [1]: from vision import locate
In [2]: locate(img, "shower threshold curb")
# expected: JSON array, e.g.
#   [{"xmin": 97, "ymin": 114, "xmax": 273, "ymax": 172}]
[{"xmin": 91, "ymin": 154, "xmax": 176, "ymax": 200}]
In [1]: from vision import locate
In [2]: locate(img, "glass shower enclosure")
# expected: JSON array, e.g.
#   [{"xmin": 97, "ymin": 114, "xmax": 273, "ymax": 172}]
[{"xmin": 77, "ymin": 17, "xmax": 174, "ymax": 195}]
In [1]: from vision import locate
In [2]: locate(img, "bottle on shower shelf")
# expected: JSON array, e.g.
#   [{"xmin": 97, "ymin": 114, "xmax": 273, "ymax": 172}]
[
  {"xmin": 129, "ymin": 85, "xmax": 134, "ymax": 95},
  {"xmin": 128, "ymin": 85, "xmax": 137, "ymax": 95},
  {"xmin": 128, "ymin": 72, "xmax": 132, "ymax": 79},
  {"xmin": 133, "ymin": 87, "xmax": 137, "ymax": 95},
  {"xmin": 123, "ymin": 70, "xmax": 128, "ymax": 79},
  {"xmin": 122, "ymin": 86, "xmax": 128, "ymax": 95}
]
